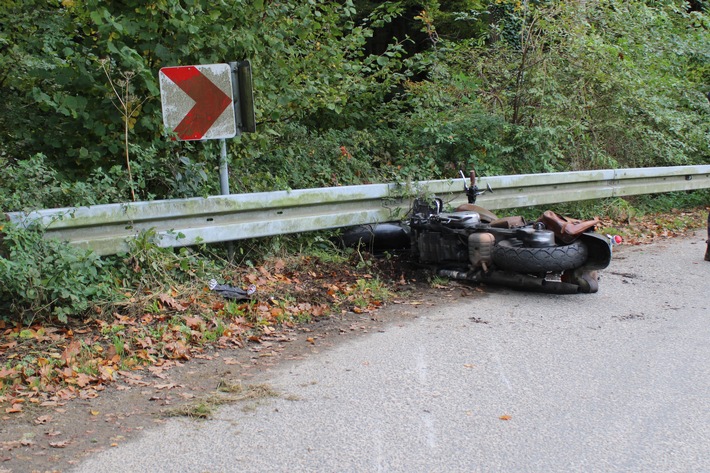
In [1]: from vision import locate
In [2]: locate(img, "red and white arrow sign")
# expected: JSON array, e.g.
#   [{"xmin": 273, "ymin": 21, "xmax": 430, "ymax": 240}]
[{"xmin": 159, "ymin": 64, "xmax": 236, "ymax": 141}]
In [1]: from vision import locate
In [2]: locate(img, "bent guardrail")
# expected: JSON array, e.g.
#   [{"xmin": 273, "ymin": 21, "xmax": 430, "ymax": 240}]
[{"xmin": 4, "ymin": 165, "xmax": 710, "ymax": 256}]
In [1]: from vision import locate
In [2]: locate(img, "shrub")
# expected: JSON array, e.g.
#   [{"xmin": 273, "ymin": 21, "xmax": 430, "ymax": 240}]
[{"xmin": 0, "ymin": 223, "xmax": 116, "ymax": 323}]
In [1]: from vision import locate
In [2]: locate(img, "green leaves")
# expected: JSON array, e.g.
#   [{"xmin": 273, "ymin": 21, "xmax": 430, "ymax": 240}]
[
  {"xmin": 0, "ymin": 223, "xmax": 114, "ymax": 324},
  {"xmin": 1, "ymin": 0, "xmax": 708, "ymax": 207},
  {"xmin": 432, "ymin": 0, "xmax": 710, "ymax": 172}
]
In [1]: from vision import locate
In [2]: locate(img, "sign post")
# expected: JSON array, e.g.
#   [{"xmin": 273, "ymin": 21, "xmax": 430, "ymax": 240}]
[
  {"xmin": 160, "ymin": 61, "xmax": 256, "ymax": 193},
  {"xmin": 219, "ymin": 139, "xmax": 230, "ymax": 195},
  {"xmin": 160, "ymin": 61, "xmax": 256, "ymax": 257}
]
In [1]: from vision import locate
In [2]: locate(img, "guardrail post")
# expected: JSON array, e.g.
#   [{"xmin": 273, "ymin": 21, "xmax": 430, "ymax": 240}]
[{"xmin": 219, "ymin": 139, "xmax": 230, "ymax": 195}]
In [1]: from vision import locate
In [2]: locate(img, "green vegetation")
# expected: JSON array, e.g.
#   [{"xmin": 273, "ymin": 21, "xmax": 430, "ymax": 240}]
[
  {"xmin": 0, "ymin": 222, "xmax": 115, "ymax": 323},
  {"xmin": 2, "ymin": 0, "xmax": 707, "ymax": 206},
  {"xmin": 1, "ymin": 0, "xmax": 709, "ymax": 323}
]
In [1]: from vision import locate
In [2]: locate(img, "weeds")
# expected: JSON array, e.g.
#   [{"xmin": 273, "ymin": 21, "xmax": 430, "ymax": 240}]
[
  {"xmin": 0, "ymin": 222, "xmax": 116, "ymax": 324},
  {"xmin": 163, "ymin": 382, "xmax": 280, "ymax": 419},
  {"xmin": 429, "ymin": 275, "xmax": 450, "ymax": 288},
  {"xmin": 99, "ymin": 58, "xmax": 149, "ymax": 202}
]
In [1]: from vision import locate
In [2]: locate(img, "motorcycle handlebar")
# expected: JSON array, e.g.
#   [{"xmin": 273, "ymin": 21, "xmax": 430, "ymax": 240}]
[
  {"xmin": 459, "ymin": 168, "xmax": 492, "ymax": 204},
  {"xmin": 459, "ymin": 169, "xmax": 477, "ymax": 190}
]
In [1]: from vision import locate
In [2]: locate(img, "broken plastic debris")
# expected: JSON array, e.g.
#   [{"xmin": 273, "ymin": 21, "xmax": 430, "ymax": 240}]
[{"xmin": 208, "ymin": 279, "xmax": 257, "ymax": 300}]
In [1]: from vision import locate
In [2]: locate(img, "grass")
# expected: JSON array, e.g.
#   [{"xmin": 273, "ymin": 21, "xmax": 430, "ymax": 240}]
[
  {"xmin": 161, "ymin": 382, "xmax": 281, "ymax": 420},
  {"xmin": 429, "ymin": 275, "xmax": 450, "ymax": 288}
]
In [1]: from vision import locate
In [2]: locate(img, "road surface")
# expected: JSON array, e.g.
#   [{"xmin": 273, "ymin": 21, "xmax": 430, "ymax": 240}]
[{"xmin": 72, "ymin": 232, "xmax": 710, "ymax": 472}]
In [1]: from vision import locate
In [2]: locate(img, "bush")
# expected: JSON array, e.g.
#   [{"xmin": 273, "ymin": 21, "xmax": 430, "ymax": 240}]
[
  {"xmin": 0, "ymin": 153, "xmax": 132, "ymax": 212},
  {"xmin": 0, "ymin": 223, "xmax": 116, "ymax": 323}
]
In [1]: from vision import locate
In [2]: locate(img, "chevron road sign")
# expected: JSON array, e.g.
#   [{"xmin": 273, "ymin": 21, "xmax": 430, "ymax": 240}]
[{"xmin": 159, "ymin": 64, "xmax": 236, "ymax": 141}]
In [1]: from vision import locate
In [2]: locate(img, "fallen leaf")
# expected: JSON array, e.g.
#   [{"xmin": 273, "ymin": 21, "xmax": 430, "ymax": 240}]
[
  {"xmin": 49, "ymin": 440, "xmax": 70, "ymax": 448},
  {"xmin": 0, "ymin": 367, "xmax": 18, "ymax": 378},
  {"xmin": 499, "ymin": 414, "xmax": 512, "ymax": 421},
  {"xmin": 183, "ymin": 316, "xmax": 204, "ymax": 329},
  {"xmin": 61, "ymin": 340, "xmax": 82, "ymax": 365},
  {"xmin": 76, "ymin": 372, "xmax": 92, "ymax": 388},
  {"xmin": 123, "ymin": 377, "xmax": 151, "ymax": 387},
  {"xmin": 5, "ymin": 404, "xmax": 22, "ymax": 414},
  {"xmin": 147, "ymin": 366, "xmax": 169, "ymax": 379},
  {"xmin": 212, "ymin": 301, "xmax": 225, "ymax": 311},
  {"xmin": 34, "ymin": 415, "xmax": 52, "ymax": 425},
  {"xmin": 274, "ymin": 259, "xmax": 286, "ymax": 272},
  {"xmin": 155, "ymin": 383, "xmax": 180, "ymax": 390},
  {"xmin": 159, "ymin": 294, "xmax": 187, "ymax": 312}
]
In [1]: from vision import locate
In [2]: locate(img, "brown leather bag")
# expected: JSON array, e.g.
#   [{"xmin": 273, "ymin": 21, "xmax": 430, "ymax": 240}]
[{"xmin": 538, "ymin": 210, "xmax": 599, "ymax": 244}]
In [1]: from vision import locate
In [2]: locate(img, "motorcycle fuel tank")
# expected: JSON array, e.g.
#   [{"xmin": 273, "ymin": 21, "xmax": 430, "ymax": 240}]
[{"xmin": 437, "ymin": 212, "xmax": 481, "ymax": 229}]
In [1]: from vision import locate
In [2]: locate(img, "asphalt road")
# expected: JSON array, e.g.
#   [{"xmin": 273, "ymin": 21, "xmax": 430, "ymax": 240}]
[{"xmin": 72, "ymin": 232, "xmax": 710, "ymax": 473}]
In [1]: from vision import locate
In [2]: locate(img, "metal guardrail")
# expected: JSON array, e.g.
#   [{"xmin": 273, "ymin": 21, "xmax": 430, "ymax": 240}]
[{"xmin": 4, "ymin": 165, "xmax": 710, "ymax": 256}]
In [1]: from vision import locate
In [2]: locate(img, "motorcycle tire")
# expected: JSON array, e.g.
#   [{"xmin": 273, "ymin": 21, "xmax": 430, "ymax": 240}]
[{"xmin": 492, "ymin": 241, "xmax": 588, "ymax": 273}]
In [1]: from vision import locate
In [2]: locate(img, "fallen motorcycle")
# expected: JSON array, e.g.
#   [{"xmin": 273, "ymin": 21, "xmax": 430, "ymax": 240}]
[{"xmin": 341, "ymin": 169, "xmax": 613, "ymax": 294}]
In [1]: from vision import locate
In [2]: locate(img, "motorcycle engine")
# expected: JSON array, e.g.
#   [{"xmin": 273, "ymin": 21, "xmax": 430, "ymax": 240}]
[
  {"xmin": 416, "ymin": 231, "xmax": 468, "ymax": 264},
  {"xmin": 413, "ymin": 211, "xmax": 481, "ymax": 264}
]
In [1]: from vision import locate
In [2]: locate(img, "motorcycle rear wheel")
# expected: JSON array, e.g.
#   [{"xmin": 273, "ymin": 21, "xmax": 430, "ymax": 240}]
[{"xmin": 492, "ymin": 241, "xmax": 588, "ymax": 273}]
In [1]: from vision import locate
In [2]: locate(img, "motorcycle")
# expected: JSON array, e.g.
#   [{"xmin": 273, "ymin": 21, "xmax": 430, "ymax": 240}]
[{"xmin": 342, "ymin": 169, "xmax": 613, "ymax": 294}]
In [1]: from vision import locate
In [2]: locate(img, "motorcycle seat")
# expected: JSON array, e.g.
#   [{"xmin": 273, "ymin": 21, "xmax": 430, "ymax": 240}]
[
  {"xmin": 489, "ymin": 216, "xmax": 526, "ymax": 228},
  {"xmin": 538, "ymin": 210, "xmax": 599, "ymax": 244}
]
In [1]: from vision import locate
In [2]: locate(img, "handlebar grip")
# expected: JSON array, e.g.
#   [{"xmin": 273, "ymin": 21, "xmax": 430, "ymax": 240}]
[{"xmin": 469, "ymin": 170, "xmax": 476, "ymax": 187}]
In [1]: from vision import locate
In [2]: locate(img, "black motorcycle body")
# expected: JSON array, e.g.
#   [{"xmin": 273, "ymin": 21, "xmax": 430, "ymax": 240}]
[{"xmin": 343, "ymin": 171, "xmax": 612, "ymax": 294}]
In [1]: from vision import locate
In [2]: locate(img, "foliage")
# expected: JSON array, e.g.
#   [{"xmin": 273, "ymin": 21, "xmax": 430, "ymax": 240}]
[
  {"xmin": 0, "ymin": 149, "xmax": 214, "ymax": 212},
  {"xmin": 0, "ymin": 153, "xmax": 129, "ymax": 211},
  {"xmin": 508, "ymin": 189, "xmax": 710, "ymax": 226},
  {"xmin": 627, "ymin": 189, "xmax": 710, "ymax": 215},
  {"xmin": 433, "ymin": 0, "xmax": 710, "ymax": 171},
  {"xmin": 1, "ymin": 0, "xmax": 707, "ymax": 206},
  {"xmin": 112, "ymin": 228, "xmax": 220, "ymax": 296},
  {"xmin": 0, "ymin": 0, "xmax": 408, "ymax": 206},
  {"xmin": 0, "ymin": 223, "xmax": 115, "ymax": 323}
]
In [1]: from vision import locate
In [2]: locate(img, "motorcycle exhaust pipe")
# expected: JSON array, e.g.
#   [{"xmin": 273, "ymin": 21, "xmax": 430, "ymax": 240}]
[
  {"xmin": 480, "ymin": 271, "xmax": 581, "ymax": 294},
  {"xmin": 437, "ymin": 269, "xmax": 581, "ymax": 294}
]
